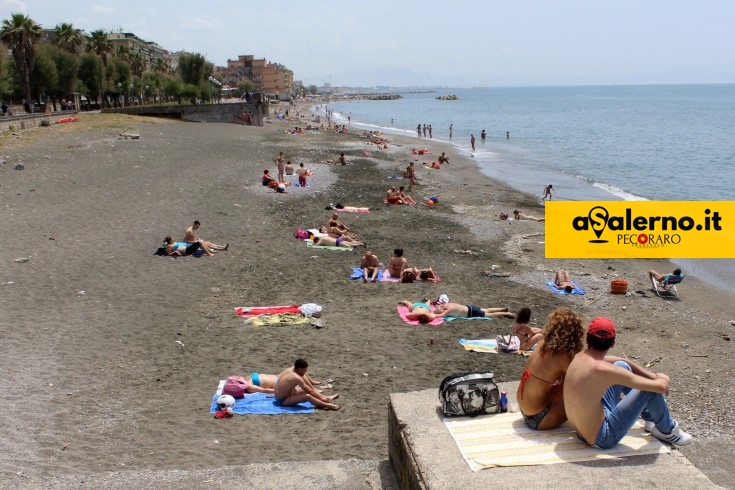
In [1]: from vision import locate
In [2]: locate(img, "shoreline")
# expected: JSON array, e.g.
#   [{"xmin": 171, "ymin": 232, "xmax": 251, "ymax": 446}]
[{"xmin": 0, "ymin": 110, "xmax": 733, "ymax": 487}]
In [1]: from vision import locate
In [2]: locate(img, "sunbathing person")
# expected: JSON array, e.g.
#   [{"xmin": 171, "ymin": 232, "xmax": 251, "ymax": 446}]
[
  {"xmin": 388, "ymin": 248, "xmax": 407, "ymax": 278},
  {"xmin": 513, "ymin": 210, "xmax": 545, "ymax": 222},
  {"xmin": 312, "ymin": 235, "xmax": 364, "ymax": 248},
  {"xmin": 325, "ymin": 213, "xmax": 349, "ymax": 231},
  {"xmin": 432, "ymin": 302, "xmax": 514, "ymax": 319},
  {"xmin": 517, "ymin": 308, "xmax": 585, "ymax": 430},
  {"xmin": 511, "ymin": 307, "xmax": 543, "ymax": 351},
  {"xmin": 398, "ymin": 298, "xmax": 437, "ymax": 324},
  {"xmin": 401, "ymin": 266, "xmax": 437, "ymax": 283},
  {"xmin": 398, "ymin": 186, "xmax": 417, "ymax": 205},
  {"xmin": 552, "ymin": 269, "xmax": 574, "ymax": 293},
  {"xmin": 360, "ymin": 250, "xmax": 380, "ymax": 283},
  {"xmin": 648, "ymin": 268, "xmax": 682, "ymax": 283},
  {"xmin": 386, "ymin": 187, "xmax": 403, "ymax": 204},
  {"xmin": 321, "ymin": 220, "xmax": 357, "ymax": 239},
  {"xmin": 262, "ymin": 169, "xmax": 277, "ymax": 187},
  {"xmin": 164, "ymin": 235, "xmax": 214, "ymax": 256},
  {"xmin": 183, "ymin": 220, "xmax": 228, "ymax": 251},
  {"xmin": 274, "ymin": 359, "xmax": 340, "ymax": 411},
  {"xmin": 423, "ymin": 161, "xmax": 442, "ymax": 169},
  {"xmin": 245, "ymin": 368, "xmax": 324, "ymax": 394}
]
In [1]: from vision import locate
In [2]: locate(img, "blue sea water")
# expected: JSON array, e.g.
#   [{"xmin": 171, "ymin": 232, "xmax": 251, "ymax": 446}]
[{"xmin": 323, "ymin": 85, "xmax": 735, "ymax": 290}]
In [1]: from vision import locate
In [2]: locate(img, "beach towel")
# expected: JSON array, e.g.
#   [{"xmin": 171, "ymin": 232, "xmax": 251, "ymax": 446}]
[
  {"xmin": 349, "ymin": 267, "xmax": 385, "ymax": 281},
  {"xmin": 293, "ymin": 182, "xmax": 310, "ymax": 187},
  {"xmin": 459, "ymin": 338, "xmax": 498, "ymax": 353},
  {"xmin": 212, "ymin": 381, "xmax": 314, "ymax": 415},
  {"xmin": 460, "ymin": 338, "xmax": 534, "ymax": 355},
  {"xmin": 396, "ymin": 305, "xmax": 444, "ymax": 326},
  {"xmin": 444, "ymin": 414, "xmax": 669, "ymax": 472},
  {"xmin": 444, "ymin": 315, "xmax": 493, "ymax": 323},
  {"xmin": 153, "ymin": 245, "xmax": 203, "ymax": 257},
  {"xmin": 388, "ymin": 175, "xmax": 405, "ymax": 180},
  {"xmin": 248, "ymin": 313, "xmax": 310, "ymax": 327},
  {"xmin": 546, "ymin": 281, "xmax": 585, "ymax": 295},
  {"xmin": 334, "ymin": 206, "xmax": 370, "ymax": 212},
  {"xmin": 234, "ymin": 305, "xmax": 302, "ymax": 317},
  {"xmin": 307, "ymin": 241, "xmax": 353, "ymax": 252}
]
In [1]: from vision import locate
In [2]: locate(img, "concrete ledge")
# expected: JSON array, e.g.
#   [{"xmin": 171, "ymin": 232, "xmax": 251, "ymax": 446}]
[{"xmin": 389, "ymin": 382, "xmax": 720, "ymax": 489}]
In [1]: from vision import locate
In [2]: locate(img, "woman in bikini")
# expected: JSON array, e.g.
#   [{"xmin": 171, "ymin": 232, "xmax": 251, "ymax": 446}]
[
  {"xmin": 517, "ymin": 308, "xmax": 585, "ymax": 430},
  {"xmin": 511, "ymin": 307, "xmax": 543, "ymax": 351}
]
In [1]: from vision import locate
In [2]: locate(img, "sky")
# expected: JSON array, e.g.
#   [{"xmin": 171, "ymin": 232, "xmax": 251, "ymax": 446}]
[{"xmin": 2, "ymin": 0, "xmax": 734, "ymax": 87}]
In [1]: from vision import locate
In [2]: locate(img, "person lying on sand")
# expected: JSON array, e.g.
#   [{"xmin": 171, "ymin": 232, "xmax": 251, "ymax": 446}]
[
  {"xmin": 511, "ymin": 307, "xmax": 544, "ymax": 352},
  {"xmin": 388, "ymin": 248, "xmax": 407, "ymax": 278},
  {"xmin": 164, "ymin": 235, "xmax": 214, "ymax": 257},
  {"xmin": 321, "ymin": 220, "xmax": 357, "ymax": 239},
  {"xmin": 424, "ymin": 161, "xmax": 442, "ymax": 169},
  {"xmin": 552, "ymin": 269, "xmax": 574, "ymax": 293},
  {"xmin": 386, "ymin": 187, "xmax": 403, "ymax": 204},
  {"xmin": 513, "ymin": 210, "xmax": 545, "ymax": 222},
  {"xmin": 398, "ymin": 186, "xmax": 417, "ymax": 205},
  {"xmin": 274, "ymin": 359, "xmax": 340, "ymax": 411},
  {"xmin": 432, "ymin": 302, "xmax": 515, "ymax": 319},
  {"xmin": 311, "ymin": 235, "xmax": 364, "ymax": 248},
  {"xmin": 183, "ymin": 220, "xmax": 228, "ymax": 251},
  {"xmin": 398, "ymin": 299, "xmax": 437, "ymax": 324},
  {"xmin": 325, "ymin": 213, "xmax": 349, "ymax": 231},
  {"xmin": 401, "ymin": 266, "xmax": 437, "ymax": 283},
  {"xmin": 360, "ymin": 250, "xmax": 380, "ymax": 283}
]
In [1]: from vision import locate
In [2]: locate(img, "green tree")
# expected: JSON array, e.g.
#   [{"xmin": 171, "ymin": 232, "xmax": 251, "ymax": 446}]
[
  {"xmin": 44, "ymin": 44, "xmax": 80, "ymax": 109},
  {"xmin": 29, "ymin": 46, "xmax": 57, "ymax": 104},
  {"xmin": 129, "ymin": 52, "xmax": 146, "ymax": 78},
  {"xmin": 54, "ymin": 22, "xmax": 85, "ymax": 54},
  {"xmin": 86, "ymin": 29, "xmax": 112, "ymax": 67},
  {"xmin": 0, "ymin": 13, "xmax": 42, "ymax": 100},
  {"xmin": 237, "ymin": 79, "xmax": 258, "ymax": 96},
  {"xmin": 179, "ymin": 83, "xmax": 200, "ymax": 105},
  {"xmin": 78, "ymin": 52, "xmax": 102, "ymax": 109},
  {"xmin": 308, "ymin": 85, "xmax": 318, "ymax": 95},
  {"xmin": 178, "ymin": 53, "xmax": 212, "ymax": 87}
]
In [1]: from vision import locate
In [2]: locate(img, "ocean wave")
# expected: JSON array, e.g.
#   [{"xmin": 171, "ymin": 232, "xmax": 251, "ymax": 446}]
[{"xmin": 589, "ymin": 180, "xmax": 649, "ymax": 201}]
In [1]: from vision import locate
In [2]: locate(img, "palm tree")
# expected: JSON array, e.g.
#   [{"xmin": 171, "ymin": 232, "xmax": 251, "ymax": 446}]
[
  {"xmin": 54, "ymin": 22, "xmax": 85, "ymax": 54},
  {"xmin": 86, "ymin": 29, "xmax": 112, "ymax": 66},
  {"xmin": 0, "ymin": 13, "xmax": 42, "ymax": 100},
  {"xmin": 129, "ymin": 52, "xmax": 146, "ymax": 78}
]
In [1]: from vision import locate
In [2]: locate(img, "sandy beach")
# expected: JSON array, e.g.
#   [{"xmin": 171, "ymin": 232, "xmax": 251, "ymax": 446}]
[{"xmin": 0, "ymin": 108, "xmax": 733, "ymax": 487}]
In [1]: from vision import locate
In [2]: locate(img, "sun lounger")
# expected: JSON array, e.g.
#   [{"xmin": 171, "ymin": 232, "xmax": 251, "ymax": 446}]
[{"xmin": 652, "ymin": 274, "xmax": 684, "ymax": 298}]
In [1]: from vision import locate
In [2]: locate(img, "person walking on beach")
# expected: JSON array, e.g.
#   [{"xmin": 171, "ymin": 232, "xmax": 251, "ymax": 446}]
[
  {"xmin": 470, "ymin": 134, "xmax": 476, "ymax": 151},
  {"xmin": 274, "ymin": 359, "xmax": 340, "ymax": 411},
  {"xmin": 481, "ymin": 129, "xmax": 486, "ymax": 141},
  {"xmin": 543, "ymin": 184, "xmax": 554, "ymax": 200},
  {"xmin": 428, "ymin": 125, "xmax": 433, "ymax": 138},
  {"xmin": 564, "ymin": 317, "xmax": 693, "ymax": 448},
  {"xmin": 449, "ymin": 124, "xmax": 453, "ymax": 138}
]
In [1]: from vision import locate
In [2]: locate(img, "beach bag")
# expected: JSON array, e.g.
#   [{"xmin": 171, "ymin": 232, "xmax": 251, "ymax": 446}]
[
  {"xmin": 496, "ymin": 335, "xmax": 521, "ymax": 353},
  {"xmin": 222, "ymin": 375, "xmax": 249, "ymax": 399},
  {"xmin": 499, "ymin": 212, "xmax": 509, "ymax": 220},
  {"xmin": 439, "ymin": 372, "xmax": 499, "ymax": 417},
  {"xmin": 294, "ymin": 228, "xmax": 309, "ymax": 240}
]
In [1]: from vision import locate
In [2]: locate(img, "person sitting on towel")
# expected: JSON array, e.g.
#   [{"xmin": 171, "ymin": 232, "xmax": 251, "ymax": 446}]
[
  {"xmin": 432, "ymin": 302, "xmax": 514, "ymax": 319},
  {"xmin": 511, "ymin": 307, "xmax": 543, "ymax": 351},
  {"xmin": 388, "ymin": 248, "xmax": 407, "ymax": 279},
  {"xmin": 401, "ymin": 266, "xmax": 437, "ymax": 283},
  {"xmin": 245, "ymin": 368, "xmax": 322, "ymax": 395},
  {"xmin": 274, "ymin": 359, "xmax": 340, "ymax": 411},
  {"xmin": 183, "ymin": 220, "xmax": 228, "ymax": 252},
  {"xmin": 360, "ymin": 250, "xmax": 380, "ymax": 283},
  {"xmin": 552, "ymin": 269, "xmax": 574, "ymax": 293},
  {"xmin": 262, "ymin": 169, "xmax": 277, "ymax": 187}
]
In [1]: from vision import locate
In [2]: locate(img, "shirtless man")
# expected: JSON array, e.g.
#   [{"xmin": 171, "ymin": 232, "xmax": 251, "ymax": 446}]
[
  {"xmin": 247, "ymin": 368, "xmax": 323, "ymax": 394},
  {"xmin": 564, "ymin": 317, "xmax": 693, "ymax": 449},
  {"xmin": 338, "ymin": 152, "xmax": 348, "ymax": 166},
  {"xmin": 542, "ymin": 184, "xmax": 554, "ymax": 200},
  {"xmin": 388, "ymin": 248, "xmax": 407, "ymax": 279},
  {"xmin": 552, "ymin": 269, "xmax": 574, "ymax": 293},
  {"xmin": 404, "ymin": 162, "xmax": 417, "ymax": 192},
  {"xmin": 325, "ymin": 213, "xmax": 349, "ymax": 231},
  {"xmin": 183, "ymin": 221, "xmax": 228, "ymax": 251},
  {"xmin": 312, "ymin": 235, "xmax": 364, "ymax": 248},
  {"xmin": 284, "ymin": 161, "xmax": 295, "ymax": 181},
  {"xmin": 437, "ymin": 152, "xmax": 449, "ymax": 165},
  {"xmin": 274, "ymin": 359, "xmax": 340, "ymax": 411},
  {"xmin": 514, "ymin": 210, "xmax": 545, "ymax": 222},
  {"xmin": 273, "ymin": 151, "xmax": 286, "ymax": 182},
  {"xmin": 360, "ymin": 250, "xmax": 380, "ymax": 283},
  {"xmin": 433, "ymin": 302, "xmax": 514, "ymax": 319}
]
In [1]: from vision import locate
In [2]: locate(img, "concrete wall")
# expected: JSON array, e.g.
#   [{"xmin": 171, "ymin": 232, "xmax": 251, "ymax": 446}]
[
  {"xmin": 0, "ymin": 112, "xmax": 79, "ymax": 134},
  {"xmin": 102, "ymin": 101, "xmax": 268, "ymax": 126}
]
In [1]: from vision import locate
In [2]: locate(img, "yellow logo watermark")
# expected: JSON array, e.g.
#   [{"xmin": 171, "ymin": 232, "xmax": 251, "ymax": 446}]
[{"xmin": 545, "ymin": 201, "xmax": 735, "ymax": 258}]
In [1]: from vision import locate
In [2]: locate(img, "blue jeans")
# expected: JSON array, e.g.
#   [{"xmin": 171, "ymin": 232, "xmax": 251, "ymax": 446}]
[{"xmin": 594, "ymin": 361, "xmax": 675, "ymax": 449}]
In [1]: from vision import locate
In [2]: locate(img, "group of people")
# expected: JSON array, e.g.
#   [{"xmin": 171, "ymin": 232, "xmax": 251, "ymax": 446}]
[
  {"xmin": 400, "ymin": 298, "xmax": 514, "ymax": 324},
  {"xmin": 309, "ymin": 212, "xmax": 365, "ymax": 248},
  {"xmin": 264, "ymin": 151, "xmax": 312, "ymax": 190},
  {"xmin": 386, "ymin": 186, "xmax": 416, "ymax": 205},
  {"xmin": 163, "ymin": 220, "xmax": 228, "ymax": 257},
  {"xmin": 359, "ymin": 248, "xmax": 438, "ymax": 284},
  {"xmin": 517, "ymin": 308, "xmax": 692, "ymax": 448}
]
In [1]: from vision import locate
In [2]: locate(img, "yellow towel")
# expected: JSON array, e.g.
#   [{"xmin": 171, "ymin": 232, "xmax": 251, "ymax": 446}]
[{"xmin": 444, "ymin": 413, "xmax": 670, "ymax": 472}]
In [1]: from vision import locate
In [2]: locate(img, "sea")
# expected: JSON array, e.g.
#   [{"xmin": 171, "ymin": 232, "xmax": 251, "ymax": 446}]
[{"xmin": 320, "ymin": 84, "xmax": 735, "ymax": 292}]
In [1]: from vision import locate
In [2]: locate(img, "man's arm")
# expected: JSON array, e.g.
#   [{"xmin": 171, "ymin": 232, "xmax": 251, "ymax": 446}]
[
  {"xmin": 604, "ymin": 356, "xmax": 656, "ymax": 380},
  {"xmin": 604, "ymin": 361, "xmax": 669, "ymax": 394}
]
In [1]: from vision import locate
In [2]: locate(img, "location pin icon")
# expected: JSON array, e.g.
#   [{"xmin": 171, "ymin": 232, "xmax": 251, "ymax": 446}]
[{"xmin": 588, "ymin": 206, "xmax": 609, "ymax": 241}]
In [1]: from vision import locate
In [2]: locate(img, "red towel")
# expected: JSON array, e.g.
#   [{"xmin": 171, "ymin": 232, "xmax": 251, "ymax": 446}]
[{"xmin": 235, "ymin": 305, "xmax": 302, "ymax": 317}]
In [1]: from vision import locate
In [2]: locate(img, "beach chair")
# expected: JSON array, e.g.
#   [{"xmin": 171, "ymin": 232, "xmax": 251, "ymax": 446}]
[{"xmin": 651, "ymin": 274, "xmax": 684, "ymax": 298}]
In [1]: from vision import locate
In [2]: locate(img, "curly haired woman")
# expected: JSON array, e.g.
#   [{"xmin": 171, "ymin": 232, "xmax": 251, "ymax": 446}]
[{"xmin": 516, "ymin": 308, "xmax": 585, "ymax": 430}]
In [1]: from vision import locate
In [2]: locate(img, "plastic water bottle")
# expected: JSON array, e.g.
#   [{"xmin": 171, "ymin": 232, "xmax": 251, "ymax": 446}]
[{"xmin": 500, "ymin": 391, "xmax": 508, "ymax": 413}]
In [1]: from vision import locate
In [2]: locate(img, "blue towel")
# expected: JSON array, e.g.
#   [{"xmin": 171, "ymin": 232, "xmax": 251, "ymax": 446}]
[
  {"xmin": 350, "ymin": 267, "xmax": 385, "ymax": 281},
  {"xmin": 293, "ymin": 182, "xmax": 310, "ymax": 187},
  {"xmin": 210, "ymin": 393, "xmax": 315, "ymax": 415},
  {"xmin": 444, "ymin": 315, "xmax": 493, "ymax": 322},
  {"xmin": 546, "ymin": 281, "xmax": 585, "ymax": 295},
  {"xmin": 388, "ymin": 175, "xmax": 405, "ymax": 180}
]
